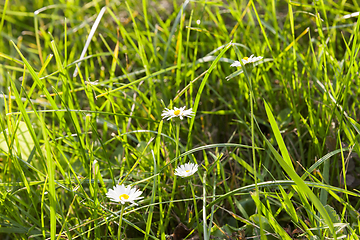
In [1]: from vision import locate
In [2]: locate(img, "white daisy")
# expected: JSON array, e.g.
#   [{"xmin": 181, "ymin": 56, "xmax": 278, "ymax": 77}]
[
  {"xmin": 230, "ymin": 55, "xmax": 263, "ymax": 67},
  {"xmin": 106, "ymin": 184, "xmax": 143, "ymax": 205},
  {"xmin": 161, "ymin": 106, "xmax": 194, "ymax": 120},
  {"xmin": 174, "ymin": 162, "xmax": 198, "ymax": 178},
  {"xmin": 85, "ymin": 80, "xmax": 99, "ymax": 85}
]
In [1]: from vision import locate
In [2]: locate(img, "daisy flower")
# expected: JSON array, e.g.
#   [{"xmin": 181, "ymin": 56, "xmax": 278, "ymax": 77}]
[
  {"xmin": 85, "ymin": 80, "xmax": 99, "ymax": 85},
  {"xmin": 174, "ymin": 162, "xmax": 198, "ymax": 178},
  {"xmin": 106, "ymin": 184, "xmax": 143, "ymax": 205},
  {"xmin": 161, "ymin": 106, "xmax": 194, "ymax": 120},
  {"xmin": 230, "ymin": 55, "xmax": 263, "ymax": 67}
]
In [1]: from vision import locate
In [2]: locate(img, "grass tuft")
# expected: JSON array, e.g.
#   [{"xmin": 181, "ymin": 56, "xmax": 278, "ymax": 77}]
[{"xmin": 1, "ymin": 0, "xmax": 360, "ymax": 239}]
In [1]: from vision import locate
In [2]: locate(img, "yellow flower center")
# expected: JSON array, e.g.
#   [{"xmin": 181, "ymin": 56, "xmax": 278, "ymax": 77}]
[
  {"xmin": 174, "ymin": 110, "xmax": 181, "ymax": 115},
  {"xmin": 243, "ymin": 57, "xmax": 249, "ymax": 60},
  {"xmin": 119, "ymin": 194, "xmax": 129, "ymax": 200},
  {"xmin": 186, "ymin": 170, "xmax": 190, "ymax": 172}
]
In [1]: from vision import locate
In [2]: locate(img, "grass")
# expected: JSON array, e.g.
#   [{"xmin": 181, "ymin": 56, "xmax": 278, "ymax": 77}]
[{"xmin": 1, "ymin": 0, "xmax": 360, "ymax": 239}]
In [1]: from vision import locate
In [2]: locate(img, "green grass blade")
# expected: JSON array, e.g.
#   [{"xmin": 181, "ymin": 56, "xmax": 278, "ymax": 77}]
[{"xmin": 264, "ymin": 100, "xmax": 334, "ymax": 235}]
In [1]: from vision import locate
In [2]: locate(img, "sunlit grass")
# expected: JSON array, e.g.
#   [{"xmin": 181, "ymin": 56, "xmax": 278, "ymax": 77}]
[{"xmin": 1, "ymin": 0, "xmax": 360, "ymax": 239}]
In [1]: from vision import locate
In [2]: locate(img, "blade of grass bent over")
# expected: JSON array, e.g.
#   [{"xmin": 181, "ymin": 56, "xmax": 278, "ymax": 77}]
[{"xmin": 264, "ymin": 100, "xmax": 335, "ymax": 235}]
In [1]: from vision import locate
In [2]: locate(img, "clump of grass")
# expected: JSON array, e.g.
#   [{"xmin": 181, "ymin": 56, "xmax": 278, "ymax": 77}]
[{"xmin": 1, "ymin": 0, "xmax": 360, "ymax": 239}]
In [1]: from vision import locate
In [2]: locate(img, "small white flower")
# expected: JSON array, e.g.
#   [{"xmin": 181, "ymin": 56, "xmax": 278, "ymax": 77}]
[
  {"xmin": 230, "ymin": 55, "xmax": 263, "ymax": 67},
  {"xmin": 174, "ymin": 162, "xmax": 198, "ymax": 178},
  {"xmin": 161, "ymin": 106, "xmax": 194, "ymax": 120},
  {"xmin": 92, "ymin": 160, "xmax": 98, "ymax": 168},
  {"xmin": 106, "ymin": 184, "xmax": 143, "ymax": 205},
  {"xmin": 92, "ymin": 160, "xmax": 98, "ymax": 177},
  {"xmin": 85, "ymin": 80, "xmax": 99, "ymax": 85}
]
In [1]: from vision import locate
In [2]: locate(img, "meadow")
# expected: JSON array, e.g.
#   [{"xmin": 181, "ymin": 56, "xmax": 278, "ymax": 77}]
[{"xmin": 1, "ymin": 0, "xmax": 360, "ymax": 239}]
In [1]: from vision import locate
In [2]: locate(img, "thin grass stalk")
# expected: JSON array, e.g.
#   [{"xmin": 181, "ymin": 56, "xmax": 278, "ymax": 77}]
[
  {"xmin": 155, "ymin": 121, "xmax": 165, "ymax": 239},
  {"xmin": 145, "ymin": 150, "xmax": 157, "ymax": 240},
  {"xmin": 202, "ymin": 171, "xmax": 208, "ymax": 240}
]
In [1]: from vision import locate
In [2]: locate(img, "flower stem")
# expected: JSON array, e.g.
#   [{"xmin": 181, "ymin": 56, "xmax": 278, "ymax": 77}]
[
  {"xmin": 189, "ymin": 179, "xmax": 201, "ymax": 237},
  {"xmin": 246, "ymin": 68, "xmax": 264, "ymax": 239},
  {"xmin": 163, "ymin": 122, "xmax": 180, "ymax": 230},
  {"xmin": 117, "ymin": 205, "xmax": 125, "ymax": 240}
]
